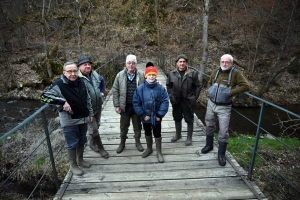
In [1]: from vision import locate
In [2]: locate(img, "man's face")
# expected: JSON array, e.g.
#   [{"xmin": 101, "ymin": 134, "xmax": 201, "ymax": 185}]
[
  {"xmin": 176, "ymin": 58, "xmax": 187, "ymax": 71},
  {"xmin": 78, "ymin": 62, "xmax": 92, "ymax": 75},
  {"xmin": 63, "ymin": 64, "xmax": 78, "ymax": 81},
  {"xmin": 220, "ymin": 56, "xmax": 233, "ymax": 70},
  {"xmin": 126, "ymin": 58, "xmax": 137, "ymax": 74}
]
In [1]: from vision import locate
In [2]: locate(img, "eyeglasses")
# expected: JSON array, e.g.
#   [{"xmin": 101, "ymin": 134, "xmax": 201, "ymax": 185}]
[
  {"xmin": 127, "ymin": 62, "xmax": 136, "ymax": 65},
  {"xmin": 65, "ymin": 70, "xmax": 78, "ymax": 74}
]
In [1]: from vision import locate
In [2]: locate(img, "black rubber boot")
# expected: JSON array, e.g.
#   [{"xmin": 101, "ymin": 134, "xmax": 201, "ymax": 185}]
[
  {"xmin": 218, "ymin": 142, "xmax": 227, "ymax": 166},
  {"xmin": 155, "ymin": 137, "xmax": 164, "ymax": 163},
  {"xmin": 171, "ymin": 121, "xmax": 182, "ymax": 142},
  {"xmin": 76, "ymin": 145, "xmax": 91, "ymax": 168},
  {"xmin": 142, "ymin": 136, "xmax": 153, "ymax": 158},
  {"xmin": 185, "ymin": 123, "xmax": 193, "ymax": 146},
  {"xmin": 67, "ymin": 149, "xmax": 83, "ymax": 176},
  {"xmin": 94, "ymin": 134, "xmax": 109, "ymax": 158},
  {"xmin": 201, "ymin": 136, "xmax": 214, "ymax": 154},
  {"xmin": 117, "ymin": 128, "xmax": 128, "ymax": 153}
]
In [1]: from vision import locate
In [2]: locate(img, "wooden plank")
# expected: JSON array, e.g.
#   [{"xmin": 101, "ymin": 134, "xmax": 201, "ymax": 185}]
[
  {"xmin": 63, "ymin": 177, "xmax": 254, "ymax": 195},
  {"xmin": 60, "ymin": 188, "xmax": 257, "ymax": 200}
]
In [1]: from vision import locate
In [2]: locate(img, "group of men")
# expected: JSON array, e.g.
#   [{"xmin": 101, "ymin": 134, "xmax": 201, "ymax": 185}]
[{"xmin": 40, "ymin": 53, "xmax": 249, "ymax": 176}]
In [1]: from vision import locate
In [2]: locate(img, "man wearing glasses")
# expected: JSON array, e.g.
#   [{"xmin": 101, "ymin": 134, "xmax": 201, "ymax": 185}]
[
  {"xmin": 112, "ymin": 54, "xmax": 145, "ymax": 153},
  {"xmin": 40, "ymin": 61, "xmax": 94, "ymax": 176},
  {"xmin": 77, "ymin": 56, "xmax": 109, "ymax": 159}
]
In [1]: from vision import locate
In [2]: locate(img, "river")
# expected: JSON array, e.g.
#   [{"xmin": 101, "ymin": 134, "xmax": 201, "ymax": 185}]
[
  {"xmin": 1, "ymin": 100, "xmax": 300, "ymax": 138},
  {"xmin": 195, "ymin": 104, "xmax": 300, "ymax": 138}
]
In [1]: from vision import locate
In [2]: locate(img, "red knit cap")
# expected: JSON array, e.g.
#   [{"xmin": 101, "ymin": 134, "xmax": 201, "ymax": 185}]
[{"xmin": 144, "ymin": 66, "xmax": 158, "ymax": 78}]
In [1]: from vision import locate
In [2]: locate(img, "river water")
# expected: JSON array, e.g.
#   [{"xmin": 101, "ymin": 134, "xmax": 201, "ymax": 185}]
[
  {"xmin": 195, "ymin": 104, "xmax": 300, "ymax": 138},
  {"xmin": 1, "ymin": 100, "xmax": 300, "ymax": 137}
]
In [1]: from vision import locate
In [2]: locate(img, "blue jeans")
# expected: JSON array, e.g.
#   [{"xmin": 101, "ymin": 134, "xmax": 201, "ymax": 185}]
[{"xmin": 63, "ymin": 123, "xmax": 88, "ymax": 150}]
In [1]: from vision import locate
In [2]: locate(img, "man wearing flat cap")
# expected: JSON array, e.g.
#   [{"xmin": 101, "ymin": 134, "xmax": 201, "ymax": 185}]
[
  {"xmin": 77, "ymin": 55, "xmax": 109, "ymax": 158},
  {"xmin": 166, "ymin": 54, "xmax": 202, "ymax": 146}
]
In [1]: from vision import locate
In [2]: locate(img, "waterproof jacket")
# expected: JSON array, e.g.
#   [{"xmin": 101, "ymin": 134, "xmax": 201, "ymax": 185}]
[
  {"xmin": 40, "ymin": 75, "xmax": 93, "ymax": 127},
  {"xmin": 166, "ymin": 66, "xmax": 202, "ymax": 109},
  {"xmin": 78, "ymin": 70, "xmax": 103, "ymax": 112},
  {"xmin": 112, "ymin": 68, "xmax": 145, "ymax": 112},
  {"xmin": 207, "ymin": 67, "xmax": 250, "ymax": 104},
  {"xmin": 133, "ymin": 80, "xmax": 169, "ymax": 125}
]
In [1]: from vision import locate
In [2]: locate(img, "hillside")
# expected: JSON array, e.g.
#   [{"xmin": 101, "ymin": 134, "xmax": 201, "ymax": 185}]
[{"xmin": 0, "ymin": 0, "xmax": 299, "ymax": 105}]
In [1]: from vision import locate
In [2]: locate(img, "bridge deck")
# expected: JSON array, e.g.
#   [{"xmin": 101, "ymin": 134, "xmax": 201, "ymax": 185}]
[{"xmin": 54, "ymin": 64, "xmax": 265, "ymax": 200}]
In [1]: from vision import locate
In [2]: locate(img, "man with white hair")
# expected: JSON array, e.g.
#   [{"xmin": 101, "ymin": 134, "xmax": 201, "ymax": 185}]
[
  {"xmin": 112, "ymin": 54, "xmax": 145, "ymax": 153},
  {"xmin": 201, "ymin": 54, "xmax": 250, "ymax": 166}
]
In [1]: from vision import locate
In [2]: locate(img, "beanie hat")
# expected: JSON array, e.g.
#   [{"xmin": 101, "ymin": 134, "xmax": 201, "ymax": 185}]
[
  {"xmin": 126, "ymin": 54, "xmax": 137, "ymax": 63},
  {"xmin": 175, "ymin": 54, "xmax": 188, "ymax": 63},
  {"xmin": 78, "ymin": 56, "xmax": 92, "ymax": 66},
  {"xmin": 144, "ymin": 66, "xmax": 158, "ymax": 78},
  {"xmin": 146, "ymin": 62, "xmax": 154, "ymax": 68}
]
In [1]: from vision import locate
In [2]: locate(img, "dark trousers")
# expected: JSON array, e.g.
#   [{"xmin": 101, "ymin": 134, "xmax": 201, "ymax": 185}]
[
  {"xmin": 172, "ymin": 101, "xmax": 194, "ymax": 123},
  {"xmin": 143, "ymin": 123, "xmax": 162, "ymax": 138}
]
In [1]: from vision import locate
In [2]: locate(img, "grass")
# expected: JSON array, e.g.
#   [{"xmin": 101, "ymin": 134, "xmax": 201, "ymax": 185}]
[
  {"xmin": 227, "ymin": 134, "xmax": 300, "ymax": 168},
  {"xmin": 226, "ymin": 133, "xmax": 300, "ymax": 199}
]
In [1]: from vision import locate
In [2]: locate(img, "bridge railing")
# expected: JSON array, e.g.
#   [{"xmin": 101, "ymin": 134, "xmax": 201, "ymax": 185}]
[
  {"xmin": 0, "ymin": 54, "xmax": 125, "ymax": 199},
  {"xmin": 156, "ymin": 50, "xmax": 300, "ymax": 199}
]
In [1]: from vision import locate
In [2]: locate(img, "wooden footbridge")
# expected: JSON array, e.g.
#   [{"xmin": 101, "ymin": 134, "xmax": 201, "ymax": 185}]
[{"xmin": 54, "ymin": 63, "xmax": 265, "ymax": 200}]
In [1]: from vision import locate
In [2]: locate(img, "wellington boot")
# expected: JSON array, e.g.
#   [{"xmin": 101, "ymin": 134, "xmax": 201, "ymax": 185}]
[
  {"xmin": 135, "ymin": 138, "xmax": 144, "ymax": 152},
  {"xmin": 116, "ymin": 130, "xmax": 128, "ymax": 153},
  {"xmin": 142, "ymin": 136, "xmax": 153, "ymax": 158},
  {"xmin": 218, "ymin": 142, "xmax": 227, "ymax": 166},
  {"xmin": 201, "ymin": 136, "xmax": 214, "ymax": 154},
  {"xmin": 171, "ymin": 121, "xmax": 182, "ymax": 142},
  {"xmin": 116, "ymin": 139, "xmax": 126, "ymax": 153},
  {"xmin": 185, "ymin": 123, "xmax": 193, "ymax": 146},
  {"xmin": 94, "ymin": 134, "xmax": 109, "ymax": 158},
  {"xmin": 134, "ymin": 130, "xmax": 144, "ymax": 152},
  {"xmin": 67, "ymin": 149, "xmax": 83, "ymax": 176},
  {"xmin": 155, "ymin": 137, "xmax": 164, "ymax": 163},
  {"xmin": 77, "ymin": 145, "xmax": 91, "ymax": 168}
]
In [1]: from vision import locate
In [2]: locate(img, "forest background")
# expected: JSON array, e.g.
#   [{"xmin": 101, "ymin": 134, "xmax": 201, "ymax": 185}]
[
  {"xmin": 0, "ymin": 0, "xmax": 300, "ymax": 199},
  {"xmin": 0, "ymin": 0, "xmax": 299, "ymax": 106}
]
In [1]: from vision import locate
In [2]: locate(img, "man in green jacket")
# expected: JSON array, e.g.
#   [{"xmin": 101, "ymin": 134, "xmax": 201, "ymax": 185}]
[
  {"xmin": 201, "ymin": 54, "xmax": 250, "ymax": 166},
  {"xmin": 78, "ymin": 56, "xmax": 109, "ymax": 158},
  {"xmin": 166, "ymin": 54, "xmax": 202, "ymax": 146}
]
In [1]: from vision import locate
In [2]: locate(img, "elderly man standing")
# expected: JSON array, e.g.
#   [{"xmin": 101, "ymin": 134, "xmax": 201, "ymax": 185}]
[
  {"xmin": 166, "ymin": 54, "xmax": 202, "ymax": 146},
  {"xmin": 201, "ymin": 54, "xmax": 250, "ymax": 166},
  {"xmin": 112, "ymin": 54, "xmax": 144, "ymax": 153},
  {"xmin": 77, "ymin": 56, "xmax": 109, "ymax": 158},
  {"xmin": 41, "ymin": 61, "xmax": 93, "ymax": 176}
]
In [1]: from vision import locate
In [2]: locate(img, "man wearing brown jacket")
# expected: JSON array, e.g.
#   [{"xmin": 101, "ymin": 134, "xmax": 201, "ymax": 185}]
[
  {"xmin": 201, "ymin": 54, "xmax": 250, "ymax": 166},
  {"xmin": 166, "ymin": 54, "xmax": 202, "ymax": 146}
]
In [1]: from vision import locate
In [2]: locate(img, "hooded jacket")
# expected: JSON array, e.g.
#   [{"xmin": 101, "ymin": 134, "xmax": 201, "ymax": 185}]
[{"xmin": 133, "ymin": 80, "xmax": 169, "ymax": 125}]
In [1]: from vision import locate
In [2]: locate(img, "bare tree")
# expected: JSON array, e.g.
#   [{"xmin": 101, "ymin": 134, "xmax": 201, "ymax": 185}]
[{"xmin": 199, "ymin": 0, "xmax": 209, "ymax": 83}]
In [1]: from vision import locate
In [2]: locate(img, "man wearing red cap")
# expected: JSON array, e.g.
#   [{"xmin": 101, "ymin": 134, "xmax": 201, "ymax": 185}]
[
  {"xmin": 133, "ymin": 64, "xmax": 169, "ymax": 163},
  {"xmin": 166, "ymin": 54, "xmax": 202, "ymax": 146}
]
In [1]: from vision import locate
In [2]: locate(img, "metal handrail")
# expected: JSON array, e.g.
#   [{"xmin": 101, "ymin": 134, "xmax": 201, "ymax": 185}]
[{"xmin": 0, "ymin": 54, "xmax": 125, "ymax": 199}]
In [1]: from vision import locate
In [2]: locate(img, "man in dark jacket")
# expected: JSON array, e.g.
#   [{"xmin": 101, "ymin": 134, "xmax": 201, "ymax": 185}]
[
  {"xmin": 77, "ymin": 56, "xmax": 109, "ymax": 158},
  {"xmin": 166, "ymin": 54, "xmax": 202, "ymax": 146},
  {"xmin": 41, "ymin": 61, "xmax": 94, "ymax": 176}
]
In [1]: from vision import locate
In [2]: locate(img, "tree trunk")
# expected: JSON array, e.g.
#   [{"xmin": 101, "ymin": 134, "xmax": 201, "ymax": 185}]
[{"xmin": 199, "ymin": 0, "xmax": 209, "ymax": 83}]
